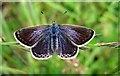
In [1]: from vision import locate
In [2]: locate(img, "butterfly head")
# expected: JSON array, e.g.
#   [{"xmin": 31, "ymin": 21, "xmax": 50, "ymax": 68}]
[
  {"xmin": 52, "ymin": 21, "xmax": 56, "ymax": 25},
  {"xmin": 51, "ymin": 21, "xmax": 59, "ymax": 34}
]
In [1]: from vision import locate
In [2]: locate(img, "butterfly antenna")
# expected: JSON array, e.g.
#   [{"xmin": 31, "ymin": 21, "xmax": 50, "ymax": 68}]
[
  {"xmin": 41, "ymin": 11, "xmax": 44, "ymax": 14},
  {"xmin": 41, "ymin": 11, "xmax": 68, "ymax": 24},
  {"xmin": 41, "ymin": 11, "xmax": 48, "ymax": 24},
  {"xmin": 48, "ymin": 13, "xmax": 55, "ymax": 24},
  {"xmin": 64, "ymin": 11, "xmax": 67, "ymax": 14},
  {"xmin": 57, "ymin": 11, "xmax": 68, "ymax": 24}
]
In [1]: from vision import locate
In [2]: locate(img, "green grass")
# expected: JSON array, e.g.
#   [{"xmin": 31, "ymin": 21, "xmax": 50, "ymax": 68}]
[{"xmin": 1, "ymin": 2, "xmax": 119, "ymax": 74}]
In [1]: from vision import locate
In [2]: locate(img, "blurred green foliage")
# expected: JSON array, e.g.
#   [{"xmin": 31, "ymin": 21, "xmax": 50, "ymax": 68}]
[{"xmin": 1, "ymin": 2, "xmax": 119, "ymax": 74}]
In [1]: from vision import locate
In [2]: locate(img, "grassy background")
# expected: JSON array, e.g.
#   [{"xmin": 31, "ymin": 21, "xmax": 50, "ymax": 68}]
[{"xmin": 1, "ymin": 2, "xmax": 119, "ymax": 74}]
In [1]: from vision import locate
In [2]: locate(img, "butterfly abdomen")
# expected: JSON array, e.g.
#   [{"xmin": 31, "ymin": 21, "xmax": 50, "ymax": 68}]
[{"xmin": 50, "ymin": 24, "xmax": 59, "ymax": 51}]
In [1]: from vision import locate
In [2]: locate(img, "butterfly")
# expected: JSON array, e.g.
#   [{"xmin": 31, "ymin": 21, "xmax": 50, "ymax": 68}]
[{"xmin": 14, "ymin": 22, "xmax": 95, "ymax": 60}]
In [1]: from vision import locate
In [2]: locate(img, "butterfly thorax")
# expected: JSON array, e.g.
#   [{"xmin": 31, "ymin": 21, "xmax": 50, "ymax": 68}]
[{"xmin": 51, "ymin": 24, "xmax": 57, "ymax": 34}]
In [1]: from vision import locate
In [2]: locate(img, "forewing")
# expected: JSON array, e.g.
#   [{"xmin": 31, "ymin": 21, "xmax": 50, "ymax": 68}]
[
  {"xmin": 31, "ymin": 30, "xmax": 53, "ymax": 60},
  {"xmin": 57, "ymin": 31, "xmax": 79, "ymax": 59},
  {"xmin": 59, "ymin": 24, "xmax": 95, "ymax": 47},
  {"xmin": 14, "ymin": 25, "xmax": 49, "ymax": 47}
]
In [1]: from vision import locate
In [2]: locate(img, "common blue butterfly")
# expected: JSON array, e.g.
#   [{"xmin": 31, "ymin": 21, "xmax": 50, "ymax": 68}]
[{"xmin": 14, "ymin": 22, "xmax": 95, "ymax": 60}]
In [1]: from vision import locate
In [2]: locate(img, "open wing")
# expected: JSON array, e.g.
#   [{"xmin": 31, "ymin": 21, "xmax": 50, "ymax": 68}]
[
  {"xmin": 57, "ymin": 31, "xmax": 79, "ymax": 59},
  {"xmin": 14, "ymin": 25, "xmax": 49, "ymax": 48},
  {"xmin": 31, "ymin": 29, "xmax": 53, "ymax": 60},
  {"xmin": 59, "ymin": 24, "xmax": 95, "ymax": 47}
]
